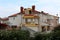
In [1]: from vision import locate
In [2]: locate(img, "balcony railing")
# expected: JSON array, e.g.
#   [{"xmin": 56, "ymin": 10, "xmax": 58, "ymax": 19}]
[
  {"xmin": 22, "ymin": 23, "xmax": 39, "ymax": 27},
  {"xmin": 23, "ymin": 14, "xmax": 39, "ymax": 18}
]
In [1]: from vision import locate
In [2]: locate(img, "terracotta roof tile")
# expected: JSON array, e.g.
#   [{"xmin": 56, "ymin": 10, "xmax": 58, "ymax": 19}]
[
  {"xmin": 40, "ymin": 11, "xmax": 48, "ymax": 15},
  {"xmin": 24, "ymin": 14, "xmax": 33, "ymax": 16},
  {"xmin": 2, "ymin": 18, "xmax": 9, "ymax": 21},
  {"xmin": 8, "ymin": 12, "xmax": 20, "ymax": 17},
  {"xmin": 0, "ymin": 18, "xmax": 2, "ymax": 20}
]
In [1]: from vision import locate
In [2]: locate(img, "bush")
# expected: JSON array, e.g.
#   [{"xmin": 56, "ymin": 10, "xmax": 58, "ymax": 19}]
[
  {"xmin": 34, "ymin": 33, "xmax": 51, "ymax": 40},
  {"xmin": 34, "ymin": 34, "xmax": 43, "ymax": 40},
  {"xmin": 0, "ymin": 24, "xmax": 60, "ymax": 40},
  {"xmin": 50, "ymin": 31, "xmax": 60, "ymax": 40},
  {"xmin": 50, "ymin": 25, "xmax": 60, "ymax": 40},
  {"xmin": 0, "ymin": 29, "xmax": 30, "ymax": 40}
]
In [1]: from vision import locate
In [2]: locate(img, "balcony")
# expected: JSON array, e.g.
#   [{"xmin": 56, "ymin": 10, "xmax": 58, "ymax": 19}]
[
  {"xmin": 23, "ymin": 14, "xmax": 39, "ymax": 18},
  {"xmin": 23, "ymin": 23, "xmax": 39, "ymax": 27}
]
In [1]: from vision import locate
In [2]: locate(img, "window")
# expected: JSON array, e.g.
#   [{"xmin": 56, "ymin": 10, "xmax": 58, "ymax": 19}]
[
  {"xmin": 25, "ymin": 19, "xmax": 32, "ymax": 24},
  {"xmin": 42, "ymin": 26, "xmax": 46, "ymax": 32},
  {"xmin": 13, "ymin": 17, "xmax": 15, "ymax": 20},
  {"xmin": 47, "ymin": 26, "xmax": 50, "ymax": 31},
  {"xmin": 11, "ymin": 26, "xmax": 17, "ymax": 28},
  {"xmin": 25, "ymin": 19, "xmax": 27, "ymax": 23},
  {"xmin": 29, "ymin": 10, "xmax": 31, "ymax": 14}
]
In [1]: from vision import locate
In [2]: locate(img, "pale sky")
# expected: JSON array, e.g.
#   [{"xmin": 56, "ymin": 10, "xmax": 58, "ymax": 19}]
[{"xmin": 0, "ymin": 0, "xmax": 60, "ymax": 18}]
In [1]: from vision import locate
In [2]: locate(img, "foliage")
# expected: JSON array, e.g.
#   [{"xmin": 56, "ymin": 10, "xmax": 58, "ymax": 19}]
[
  {"xmin": 53, "ymin": 25, "xmax": 60, "ymax": 31},
  {"xmin": 50, "ymin": 25, "xmax": 60, "ymax": 40},
  {"xmin": 33, "ymin": 24, "xmax": 60, "ymax": 40},
  {"xmin": 34, "ymin": 33, "xmax": 51, "ymax": 40},
  {"xmin": 34, "ymin": 33, "xmax": 43, "ymax": 40},
  {"xmin": 0, "ymin": 23, "xmax": 8, "ymax": 29},
  {"xmin": 0, "ymin": 29, "xmax": 30, "ymax": 40},
  {"xmin": 0, "ymin": 25, "xmax": 60, "ymax": 40}
]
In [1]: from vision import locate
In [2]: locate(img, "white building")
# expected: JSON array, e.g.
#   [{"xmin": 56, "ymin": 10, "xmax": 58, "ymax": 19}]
[
  {"xmin": 0, "ymin": 18, "xmax": 9, "ymax": 24},
  {"xmin": 1, "ymin": 5, "xmax": 59, "ymax": 33},
  {"xmin": 8, "ymin": 13, "xmax": 22, "ymax": 27}
]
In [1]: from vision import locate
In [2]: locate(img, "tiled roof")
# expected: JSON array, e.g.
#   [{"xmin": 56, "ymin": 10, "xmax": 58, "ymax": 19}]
[
  {"xmin": 40, "ymin": 11, "xmax": 48, "ymax": 15},
  {"xmin": 34, "ymin": 10, "xmax": 40, "ymax": 13},
  {"xmin": 0, "ymin": 18, "xmax": 2, "ymax": 20},
  {"xmin": 7, "ymin": 8, "xmax": 58, "ymax": 19},
  {"xmin": 8, "ymin": 10, "xmax": 40, "ymax": 17},
  {"xmin": 32, "ymin": 10, "xmax": 48, "ymax": 15},
  {"xmin": 2, "ymin": 18, "xmax": 9, "ymax": 21},
  {"xmin": 24, "ymin": 14, "xmax": 33, "ymax": 16},
  {"xmin": 8, "ymin": 12, "xmax": 20, "ymax": 17}
]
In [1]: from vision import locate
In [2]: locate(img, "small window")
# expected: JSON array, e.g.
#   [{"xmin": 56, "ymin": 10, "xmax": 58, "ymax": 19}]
[
  {"xmin": 29, "ymin": 10, "xmax": 31, "ymax": 14},
  {"xmin": 47, "ymin": 26, "xmax": 50, "ymax": 31},
  {"xmin": 25, "ymin": 19, "xmax": 31, "ymax": 24},
  {"xmin": 11, "ymin": 26, "xmax": 17, "ymax": 28},
  {"xmin": 25, "ymin": 19, "xmax": 27, "ymax": 23},
  {"xmin": 42, "ymin": 26, "xmax": 46, "ymax": 32},
  {"xmin": 13, "ymin": 17, "xmax": 15, "ymax": 20}
]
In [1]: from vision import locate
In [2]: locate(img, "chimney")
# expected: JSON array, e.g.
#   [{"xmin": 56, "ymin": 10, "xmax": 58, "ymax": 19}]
[
  {"xmin": 41, "ymin": 11, "xmax": 44, "ymax": 13},
  {"xmin": 20, "ymin": 7, "xmax": 24, "ymax": 13},
  {"xmin": 32, "ymin": 5, "xmax": 35, "ymax": 12},
  {"xmin": 56, "ymin": 14, "xmax": 58, "ymax": 16}
]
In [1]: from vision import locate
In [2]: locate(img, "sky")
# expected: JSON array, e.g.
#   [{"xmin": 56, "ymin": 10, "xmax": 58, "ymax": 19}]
[{"xmin": 0, "ymin": 0, "xmax": 60, "ymax": 18}]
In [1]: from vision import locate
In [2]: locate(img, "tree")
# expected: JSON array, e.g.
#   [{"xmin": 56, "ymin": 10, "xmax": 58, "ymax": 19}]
[{"xmin": 50, "ymin": 24, "xmax": 60, "ymax": 40}]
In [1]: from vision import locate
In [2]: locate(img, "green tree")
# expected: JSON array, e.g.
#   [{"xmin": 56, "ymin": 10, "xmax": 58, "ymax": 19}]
[{"xmin": 50, "ymin": 25, "xmax": 60, "ymax": 40}]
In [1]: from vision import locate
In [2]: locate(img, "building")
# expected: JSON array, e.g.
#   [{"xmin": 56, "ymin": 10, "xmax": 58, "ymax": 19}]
[
  {"xmin": 0, "ymin": 18, "xmax": 9, "ymax": 29},
  {"xmin": 19, "ymin": 5, "xmax": 59, "ymax": 33},
  {"xmin": 0, "ymin": 5, "xmax": 59, "ymax": 33},
  {"xmin": 0, "ymin": 17, "xmax": 9, "ymax": 24},
  {"xmin": 8, "ymin": 13, "xmax": 22, "ymax": 27}
]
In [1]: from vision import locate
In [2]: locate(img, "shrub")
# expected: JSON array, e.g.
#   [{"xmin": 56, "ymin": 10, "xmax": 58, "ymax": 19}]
[
  {"xmin": 50, "ymin": 25, "xmax": 60, "ymax": 40},
  {"xmin": 0, "ymin": 29, "xmax": 30, "ymax": 40}
]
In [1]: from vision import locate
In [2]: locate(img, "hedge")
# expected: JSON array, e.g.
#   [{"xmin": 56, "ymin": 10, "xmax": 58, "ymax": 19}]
[{"xmin": 0, "ymin": 29, "xmax": 30, "ymax": 40}]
